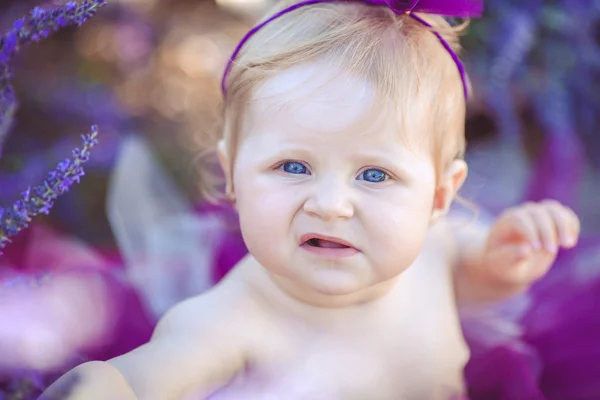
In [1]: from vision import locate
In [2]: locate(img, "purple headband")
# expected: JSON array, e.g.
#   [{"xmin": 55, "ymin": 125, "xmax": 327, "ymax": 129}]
[{"xmin": 222, "ymin": 0, "xmax": 483, "ymax": 99}]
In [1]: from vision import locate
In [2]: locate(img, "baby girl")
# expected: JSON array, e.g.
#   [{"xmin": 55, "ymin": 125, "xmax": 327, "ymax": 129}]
[{"xmin": 42, "ymin": 0, "xmax": 580, "ymax": 399}]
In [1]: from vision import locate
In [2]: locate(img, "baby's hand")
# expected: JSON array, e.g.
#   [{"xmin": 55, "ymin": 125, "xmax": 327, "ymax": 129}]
[{"xmin": 482, "ymin": 200, "xmax": 580, "ymax": 289}]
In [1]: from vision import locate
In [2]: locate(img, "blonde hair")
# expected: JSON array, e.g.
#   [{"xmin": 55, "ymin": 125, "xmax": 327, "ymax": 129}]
[{"xmin": 199, "ymin": 0, "xmax": 469, "ymax": 201}]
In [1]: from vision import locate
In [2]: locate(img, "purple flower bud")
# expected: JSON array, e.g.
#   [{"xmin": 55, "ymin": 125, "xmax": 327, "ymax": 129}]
[
  {"xmin": 13, "ymin": 200, "xmax": 27, "ymax": 216},
  {"xmin": 56, "ymin": 16, "xmax": 69, "ymax": 27},
  {"xmin": 3, "ymin": 30, "xmax": 18, "ymax": 55},
  {"xmin": 22, "ymin": 187, "xmax": 31, "ymax": 201},
  {"xmin": 12, "ymin": 18, "xmax": 25, "ymax": 31},
  {"xmin": 30, "ymin": 7, "xmax": 45, "ymax": 19},
  {"xmin": 58, "ymin": 159, "xmax": 70, "ymax": 171}
]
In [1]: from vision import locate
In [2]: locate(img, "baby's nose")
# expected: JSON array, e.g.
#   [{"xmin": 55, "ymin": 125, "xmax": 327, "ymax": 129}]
[{"xmin": 303, "ymin": 179, "xmax": 354, "ymax": 221}]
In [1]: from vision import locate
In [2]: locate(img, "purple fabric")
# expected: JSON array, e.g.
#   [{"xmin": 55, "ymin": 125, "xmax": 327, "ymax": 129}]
[
  {"xmin": 0, "ymin": 223, "xmax": 154, "ymax": 391},
  {"xmin": 194, "ymin": 202, "xmax": 248, "ymax": 283},
  {"xmin": 464, "ymin": 236, "xmax": 600, "ymax": 399},
  {"xmin": 221, "ymin": 0, "xmax": 484, "ymax": 99}
]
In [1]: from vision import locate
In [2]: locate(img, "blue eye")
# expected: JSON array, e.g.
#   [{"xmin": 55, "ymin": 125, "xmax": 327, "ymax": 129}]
[
  {"xmin": 281, "ymin": 161, "xmax": 309, "ymax": 175},
  {"xmin": 358, "ymin": 168, "xmax": 388, "ymax": 183}
]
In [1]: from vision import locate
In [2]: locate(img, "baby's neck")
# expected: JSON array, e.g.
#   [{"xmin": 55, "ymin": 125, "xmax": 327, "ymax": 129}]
[
  {"xmin": 269, "ymin": 273, "xmax": 399, "ymax": 309},
  {"xmin": 237, "ymin": 256, "xmax": 402, "ymax": 318}
]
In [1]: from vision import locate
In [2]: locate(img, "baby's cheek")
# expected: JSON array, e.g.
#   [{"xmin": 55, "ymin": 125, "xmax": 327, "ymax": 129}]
[
  {"xmin": 237, "ymin": 175, "xmax": 300, "ymax": 223},
  {"xmin": 237, "ymin": 189, "xmax": 294, "ymax": 265},
  {"xmin": 368, "ymin": 208, "xmax": 430, "ymax": 271}
]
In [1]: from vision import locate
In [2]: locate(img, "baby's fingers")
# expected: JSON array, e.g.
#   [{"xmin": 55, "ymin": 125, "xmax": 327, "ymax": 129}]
[
  {"xmin": 527, "ymin": 204, "xmax": 558, "ymax": 253},
  {"xmin": 543, "ymin": 200, "xmax": 580, "ymax": 248},
  {"xmin": 502, "ymin": 209, "xmax": 541, "ymax": 250},
  {"xmin": 487, "ymin": 243, "xmax": 534, "ymax": 284}
]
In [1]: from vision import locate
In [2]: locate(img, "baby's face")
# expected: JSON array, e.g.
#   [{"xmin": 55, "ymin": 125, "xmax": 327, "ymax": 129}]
[{"xmin": 228, "ymin": 61, "xmax": 438, "ymax": 299}]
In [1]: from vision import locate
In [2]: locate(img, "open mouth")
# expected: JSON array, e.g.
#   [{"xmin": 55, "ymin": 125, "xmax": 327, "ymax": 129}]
[
  {"xmin": 300, "ymin": 234, "xmax": 359, "ymax": 258},
  {"xmin": 305, "ymin": 238, "xmax": 351, "ymax": 249}
]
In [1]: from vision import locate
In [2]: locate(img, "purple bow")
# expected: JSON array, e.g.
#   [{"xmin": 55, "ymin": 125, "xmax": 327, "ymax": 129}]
[
  {"xmin": 376, "ymin": 0, "xmax": 483, "ymax": 17},
  {"xmin": 222, "ymin": 0, "xmax": 485, "ymax": 98}
]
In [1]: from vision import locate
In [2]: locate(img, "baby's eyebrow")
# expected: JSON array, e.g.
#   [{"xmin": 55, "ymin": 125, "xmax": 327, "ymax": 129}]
[
  {"xmin": 266, "ymin": 143, "xmax": 313, "ymax": 155},
  {"xmin": 257, "ymin": 145, "xmax": 314, "ymax": 163}
]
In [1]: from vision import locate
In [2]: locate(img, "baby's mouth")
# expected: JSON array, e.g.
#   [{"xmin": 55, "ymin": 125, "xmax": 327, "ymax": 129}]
[
  {"xmin": 299, "ymin": 234, "xmax": 358, "ymax": 250},
  {"xmin": 300, "ymin": 234, "xmax": 359, "ymax": 258},
  {"xmin": 305, "ymin": 238, "xmax": 350, "ymax": 249}
]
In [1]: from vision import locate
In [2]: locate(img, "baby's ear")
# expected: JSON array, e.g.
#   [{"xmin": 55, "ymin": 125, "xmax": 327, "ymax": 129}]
[
  {"xmin": 430, "ymin": 159, "xmax": 468, "ymax": 225},
  {"xmin": 217, "ymin": 140, "xmax": 234, "ymax": 196}
]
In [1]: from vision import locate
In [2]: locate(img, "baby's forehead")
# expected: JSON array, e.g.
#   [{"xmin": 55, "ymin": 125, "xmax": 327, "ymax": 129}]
[
  {"xmin": 242, "ymin": 62, "xmax": 432, "ymax": 155},
  {"xmin": 246, "ymin": 62, "xmax": 389, "ymax": 138},
  {"xmin": 253, "ymin": 61, "xmax": 371, "ymax": 103}
]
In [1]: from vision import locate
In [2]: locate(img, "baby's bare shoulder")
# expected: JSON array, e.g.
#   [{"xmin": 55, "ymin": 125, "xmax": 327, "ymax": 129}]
[
  {"xmin": 155, "ymin": 275, "xmax": 267, "ymax": 337},
  {"xmin": 41, "ymin": 361, "xmax": 137, "ymax": 400},
  {"xmin": 108, "ymin": 279, "xmax": 261, "ymax": 400},
  {"xmin": 155, "ymin": 283, "xmax": 240, "ymax": 336}
]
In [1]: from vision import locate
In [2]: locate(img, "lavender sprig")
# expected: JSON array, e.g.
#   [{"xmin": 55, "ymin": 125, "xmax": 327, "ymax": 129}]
[
  {"xmin": 0, "ymin": 0, "xmax": 107, "ymax": 152},
  {"xmin": 0, "ymin": 1, "xmax": 105, "ymax": 255},
  {"xmin": 0, "ymin": 126, "xmax": 99, "ymax": 253},
  {"xmin": 0, "ymin": 0, "xmax": 107, "ymax": 62}
]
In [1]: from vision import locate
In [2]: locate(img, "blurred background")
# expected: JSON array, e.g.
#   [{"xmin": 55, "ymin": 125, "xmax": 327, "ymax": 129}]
[{"xmin": 0, "ymin": 0, "xmax": 599, "ymax": 398}]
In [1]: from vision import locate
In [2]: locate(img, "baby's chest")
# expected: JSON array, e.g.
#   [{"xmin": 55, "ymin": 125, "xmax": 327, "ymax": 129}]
[
  {"xmin": 209, "ymin": 327, "xmax": 465, "ymax": 400},
  {"xmin": 207, "ymin": 241, "xmax": 467, "ymax": 399},
  {"xmin": 257, "ymin": 338, "xmax": 401, "ymax": 398},
  {"xmin": 208, "ymin": 339, "xmax": 393, "ymax": 399}
]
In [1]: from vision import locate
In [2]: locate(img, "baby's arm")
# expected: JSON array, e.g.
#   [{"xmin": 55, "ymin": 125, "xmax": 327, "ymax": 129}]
[
  {"xmin": 41, "ymin": 289, "xmax": 247, "ymax": 400},
  {"xmin": 40, "ymin": 360, "xmax": 137, "ymax": 400},
  {"xmin": 447, "ymin": 200, "xmax": 580, "ymax": 306},
  {"xmin": 445, "ymin": 212, "xmax": 495, "ymax": 306}
]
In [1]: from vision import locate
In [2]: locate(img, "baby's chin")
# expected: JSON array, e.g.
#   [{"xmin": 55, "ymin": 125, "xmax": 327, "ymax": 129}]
[
  {"xmin": 285, "ymin": 269, "xmax": 397, "ymax": 307},
  {"xmin": 257, "ymin": 259, "xmax": 397, "ymax": 307},
  {"xmin": 305, "ymin": 268, "xmax": 369, "ymax": 295}
]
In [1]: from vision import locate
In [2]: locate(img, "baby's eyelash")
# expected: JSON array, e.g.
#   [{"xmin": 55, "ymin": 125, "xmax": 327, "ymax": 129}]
[
  {"xmin": 356, "ymin": 167, "xmax": 391, "ymax": 183},
  {"xmin": 272, "ymin": 162, "xmax": 395, "ymax": 182},
  {"xmin": 357, "ymin": 166, "xmax": 397, "ymax": 182},
  {"xmin": 275, "ymin": 160, "xmax": 311, "ymax": 175}
]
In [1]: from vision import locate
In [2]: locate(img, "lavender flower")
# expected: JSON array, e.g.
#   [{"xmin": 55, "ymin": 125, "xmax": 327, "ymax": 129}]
[
  {"xmin": 0, "ymin": 0, "xmax": 107, "ymax": 60},
  {"xmin": 0, "ymin": 0, "xmax": 107, "ymax": 152},
  {"xmin": 0, "ymin": 1, "xmax": 106, "ymax": 254},
  {"xmin": 0, "ymin": 127, "xmax": 99, "ymax": 252}
]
